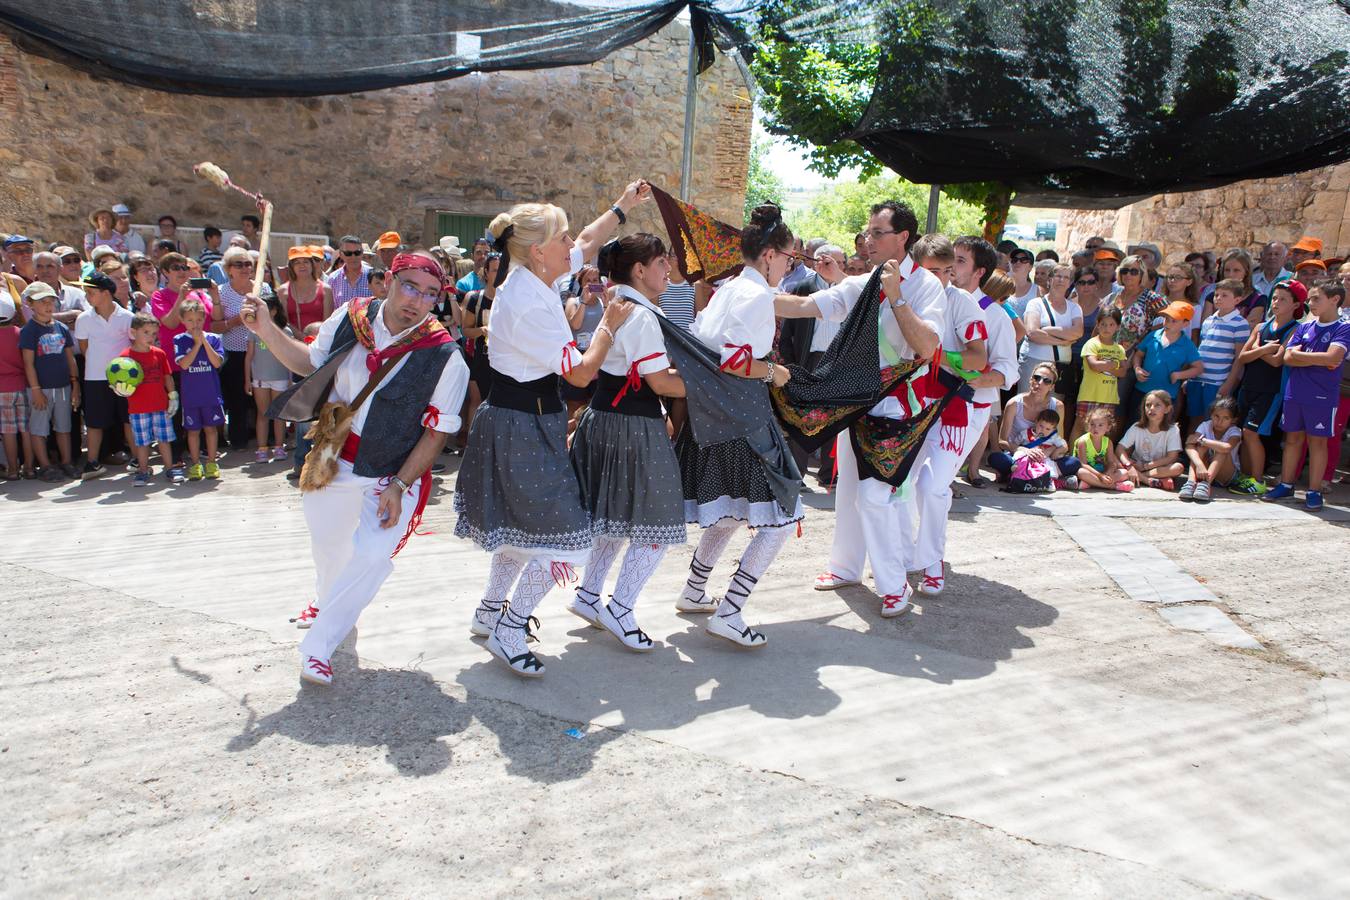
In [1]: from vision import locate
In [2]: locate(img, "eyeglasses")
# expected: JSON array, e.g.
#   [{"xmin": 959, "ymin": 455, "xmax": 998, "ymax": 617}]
[
  {"xmin": 863, "ymin": 229, "xmax": 901, "ymax": 241},
  {"xmin": 1165, "ymin": 273, "xmax": 1191, "ymax": 281},
  {"xmin": 341, "ymin": 249, "xmax": 363, "ymax": 257},
  {"xmin": 167, "ymin": 264, "xmax": 189, "ymax": 272},
  {"xmin": 229, "ymin": 261, "xmax": 255, "ymax": 269},
  {"xmin": 1118, "ymin": 267, "xmax": 1142, "ymax": 276},
  {"xmin": 1030, "ymin": 374, "xmax": 1055, "ymax": 384},
  {"xmin": 397, "ymin": 279, "xmax": 439, "ymax": 303},
  {"xmin": 1075, "ymin": 278, "xmax": 1098, "ymax": 286},
  {"xmin": 7, "ymin": 246, "xmax": 33, "ymax": 255}
]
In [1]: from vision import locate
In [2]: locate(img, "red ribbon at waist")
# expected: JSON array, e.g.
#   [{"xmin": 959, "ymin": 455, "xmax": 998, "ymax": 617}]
[
  {"xmin": 339, "ymin": 430, "xmax": 362, "ymax": 463},
  {"xmin": 610, "ymin": 352, "xmax": 664, "ymax": 408},
  {"xmin": 720, "ymin": 343, "xmax": 753, "ymax": 376}
]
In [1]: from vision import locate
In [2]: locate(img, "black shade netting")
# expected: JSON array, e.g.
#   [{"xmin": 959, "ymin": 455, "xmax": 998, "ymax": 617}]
[
  {"xmin": 0, "ymin": 0, "xmax": 748, "ymax": 97},
  {"xmin": 757, "ymin": 0, "xmax": 1350, "ymax": 206}
]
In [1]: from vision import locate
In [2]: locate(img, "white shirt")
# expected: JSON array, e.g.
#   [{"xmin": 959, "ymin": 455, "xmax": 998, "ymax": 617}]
[
  {"xmin": 487, "ymin": 262, "xmax": 585, "ymax": 382},
  {"xmin": 308, "ymin": 305, "xmax": 469, "ymax": 437},
  {"xmin": 1120, "ymin": 423, "xmax": 1182, "ymax": 466},
  {"xmin": 975, "ymin": 293, "xmax": 1019, "ymax": 406},
  {"xmin": 940, "ymin": 284, "xmax": 987, "ymax": 362},
  {"xmin": 73, "ymin": 303, "xmax": 135, "ymax": 381},
  {"xmin": 57, "ymin": 284, "xmax": 89, "ymax": 315},
  {"xmin": 808, "ymin": 314, "xmax": 842, "ymax": 353},
  {"xmin": 1194, "ymin": 420, "xmax": 1242, "ymax": 467},
  {"xmin": 119, "ymin": 230, "xmax": 147, "ymax": 255},
  {"xmin": 1022, "ymin": 295, "xmax": 1083, "ymax": 364},
  {"xmin": 600, "ymin": 284, "xmax": 669, "ymax": 378},
  {"xmin": 810, "ymin": 257, "xmax": 945, "ymax": 418},
  {"xmin": 691, "ymin": 265, "xmax": 777, "ymax": 369}
]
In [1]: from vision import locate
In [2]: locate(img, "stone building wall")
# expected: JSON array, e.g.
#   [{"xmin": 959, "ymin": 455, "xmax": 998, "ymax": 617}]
[
  {"xmin": 1058, "ymin": 163, "xmax": 1350, "ymax": 264},
  {"xmin": 0, "ymin": 24, "xmax": 752, "ymax": 248}
]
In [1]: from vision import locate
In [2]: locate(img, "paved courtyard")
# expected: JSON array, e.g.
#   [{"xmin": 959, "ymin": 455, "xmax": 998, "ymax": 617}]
[{"xmin": 3, "ymin": 456, "xmax": 1348, "ymax": 897}]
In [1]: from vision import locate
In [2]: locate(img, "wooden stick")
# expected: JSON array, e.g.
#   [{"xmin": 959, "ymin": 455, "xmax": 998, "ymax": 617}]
[{"xmin": 251, "ymin": 201, "xmax": 274, "ymax": 297}]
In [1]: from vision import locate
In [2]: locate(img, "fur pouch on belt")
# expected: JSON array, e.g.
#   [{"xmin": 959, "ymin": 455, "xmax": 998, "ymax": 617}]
[{"xmin": 299, "ymin": 401, "xmax": 355, "ymax": 492}]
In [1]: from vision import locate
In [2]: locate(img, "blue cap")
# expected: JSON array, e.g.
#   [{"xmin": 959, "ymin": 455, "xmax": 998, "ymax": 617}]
[{"xmin": 2, "ymin": 234, "xmax": 34, "ymax": 249}]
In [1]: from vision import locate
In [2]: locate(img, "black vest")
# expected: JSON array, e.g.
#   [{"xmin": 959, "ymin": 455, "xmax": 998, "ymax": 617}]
[{"xmin": 323, "ymin": 302, "xmax": 459, "ymax": 478}]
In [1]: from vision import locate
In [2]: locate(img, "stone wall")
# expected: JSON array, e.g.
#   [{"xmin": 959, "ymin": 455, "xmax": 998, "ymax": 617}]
[
  {"xmin": 0, "ymin": 24, "xmax": 752, "ymax": 248},
  {"xmin": 1058, "ymin": 163, "xmax": 1350, "ymax": 264}
]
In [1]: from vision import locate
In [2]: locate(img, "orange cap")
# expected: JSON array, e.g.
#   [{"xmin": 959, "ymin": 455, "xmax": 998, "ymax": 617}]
[
  {"xmin": 1094, "ymin": 248, "xmax": 1123, "ymax": 261},
  {"xmin": 375, "ymin": 231, "xmax": 402, "ymax": 250},
  {"xmin": 1295, "ymin": 258, "xmax": 1327, "ymax": 272},
  {"xmin": 286, "ymin": 245, "xmax": 309, "ymax": 262},
  {"xmin": 1290, "ymin": 236, "xmax": 1323, "ymax": 254},
  {"xmin": 1159, "ymin": 300, "xmax": 1194, "ymax": 322}
]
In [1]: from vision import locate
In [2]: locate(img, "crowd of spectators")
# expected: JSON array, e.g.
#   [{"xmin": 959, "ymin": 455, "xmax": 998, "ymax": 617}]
[{"xmin": 2, "ymin": 202, "xmax": 1347, "ymax": 510}]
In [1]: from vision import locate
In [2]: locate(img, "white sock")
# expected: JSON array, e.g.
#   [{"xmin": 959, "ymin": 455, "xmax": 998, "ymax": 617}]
[
  {"xmin": 494, "ymin": 558, "xmax": 553, "ymax": 656},
  {"xmin": 683, "ymin": 520, "xmax": 738, "ymax": 601},
  {"xmin": 608, "ymin": 543, "xmax": 668, "ymax": 629},
  {"xmin": 714, "ymin": 526, "xmax": 790, "ymax": 625},
  {"xmin": 578, "ymin": 535, "xmax": 624, "ymax": 613},
  {"xmin": 476, "ymin": 552, "xmax": 524, "ymax": 623}
]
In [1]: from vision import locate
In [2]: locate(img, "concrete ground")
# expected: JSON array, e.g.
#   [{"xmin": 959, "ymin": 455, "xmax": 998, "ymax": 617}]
[{"xmin": 2, "ymin": 453, "xmax": 1347, "ymax": 898}]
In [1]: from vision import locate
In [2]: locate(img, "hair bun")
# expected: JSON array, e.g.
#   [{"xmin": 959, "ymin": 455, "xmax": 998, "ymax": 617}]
[
  {"xmin": 749, "ymin": 203, "xmax": 783, "ymax": 229},
  {"xmin": 487, "ymin": 213, "xmax": 514, "ymax": 241},
  {"xmin": 596, "ymin": 240, "xmax": 620, "ymax": 279}
]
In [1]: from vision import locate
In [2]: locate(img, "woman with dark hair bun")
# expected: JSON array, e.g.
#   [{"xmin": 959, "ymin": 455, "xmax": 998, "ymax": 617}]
[
  {"xmin": 674, "ymin": 203, "xmax": 800, "ymax": 649},
  {"xmin": 566, "ymin": 233, "xmax": 688, "ymax": 651}
]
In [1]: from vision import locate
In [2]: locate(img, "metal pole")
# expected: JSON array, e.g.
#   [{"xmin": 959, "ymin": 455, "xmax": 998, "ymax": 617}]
[
  {"xmin": 679, "ymin": 27, "xmax": 698, "ymax": 202},
  {"xmin": 926, "ymin": 183, "xmax": 941, "ymax": 234}
]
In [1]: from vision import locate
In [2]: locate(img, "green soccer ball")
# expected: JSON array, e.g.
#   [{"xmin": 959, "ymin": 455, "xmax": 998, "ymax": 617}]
[{"xmin": 106, "ymin": 356, "xmax": 144, "ymax": 398}]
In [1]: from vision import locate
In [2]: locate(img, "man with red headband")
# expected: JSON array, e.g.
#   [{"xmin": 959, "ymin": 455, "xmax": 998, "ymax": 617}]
[{"xmin": 242, "ymin": 250, "xmax": 468, "ymax": 687}]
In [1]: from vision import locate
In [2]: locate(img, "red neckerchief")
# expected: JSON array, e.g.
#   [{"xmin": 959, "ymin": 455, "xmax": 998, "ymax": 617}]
[{"xmin": 347, "ymin": 296, "xmax": 452, "ymax": 372}]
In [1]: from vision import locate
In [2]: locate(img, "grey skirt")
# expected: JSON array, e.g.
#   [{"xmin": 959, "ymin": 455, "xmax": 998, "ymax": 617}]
[
  {"xmin": 570, "ymin": 407, "xmax": 687, "ymax": 546},
  {"xmin": 453, "ymin": 400, "xmax": 592, "ymax": 563}
]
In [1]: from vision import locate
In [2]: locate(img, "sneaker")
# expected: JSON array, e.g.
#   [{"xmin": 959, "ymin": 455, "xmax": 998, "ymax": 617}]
[
  {"xmin": 430, "ymin": 462, "xmax": 446, "ymax": 474},
  {"xmin": 108, "ymin": 450, "xmax": 130, "ymax": 464},
  {"xmin": 813, "ymin": 571, "xmax": 860, "ymax": 591},
  {"xmin": 62, "ymin": 463, "xmax": 80, "ymax": 479},
  {"xmin": 133, "ymin": 470, "xmax": 151, "ymax": 488},
  {"xmin": 1064, "ymin": 475, "xmax": 1080, "ymax": 492},
  {"xmin": 38, "ymin": 467, "xmax": 64, "ymax": 483},
  {"xmin": 1160, "ymin": 477, "xmax": 1175, "ymax": 491},
  {"xmin": 204, "ymin": 461, "xmax": 221, "ymax": 479},
  {"xmin": 291, "ymin": 603, "xmax": 319, "ymax": 629},
  {"xmin": 300, "ymin": 655, "xmax": 333, "ymax": 686},
  {"xmin": 917, "ymin": 563, "xmax": 945, "ymax": 596},
  {"xmin": 80, "ymin": 460, "xmax": 106, "ymax": 480},
  {"xmin": 1305, "ymin": 490, "xmax": 1324, "ymax": 511},
  {"xmin": 187, "ymin": 463, "xmax": 204, "ymax": 481},
  {"xmin": 166, "ymin": 466, "xmax": 187, "ymax": 484},
  {"xmin": 1228, "ymin": 475, "xmax": 1266, "ymax": 495},
  {"xmin": 1194, "ymin": 481, "xmax": 1212, "ymax": 504},
  {"xmin": 254, "ymin": 448, "xmax": 269, "ymax": 463},
  {"xmin": 272, "ymin": 446, "xmax": 288, "ymax": 462},
  {"xmin": 1262, "ymin": 482, "xmax": 1296, "ymax": 502},
  {"xmin": 1178, "ymin": 480, "xmax": 1197, "ymax": 501},
  {"xmin": 880, "ymin": 584, "xmax": 913, "ymax": 618}
]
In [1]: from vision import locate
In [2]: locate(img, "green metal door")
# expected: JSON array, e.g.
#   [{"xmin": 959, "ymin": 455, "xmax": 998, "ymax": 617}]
[{"xmin": 435, "ymin": 213, "xmax": 492, "ymax": 249}]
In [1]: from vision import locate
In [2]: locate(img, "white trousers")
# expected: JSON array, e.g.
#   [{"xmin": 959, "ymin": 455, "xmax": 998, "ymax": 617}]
[
  {"xmin": 902, "ymin": 404, "xmax": 991, "ymax": 573},
  {"xmin": 828, "ymin": 430, "xmax": 910, "ymax": 597},
  {"xmin": 298, "ymin": 460, "xmax": 420, "ymax": 661}
]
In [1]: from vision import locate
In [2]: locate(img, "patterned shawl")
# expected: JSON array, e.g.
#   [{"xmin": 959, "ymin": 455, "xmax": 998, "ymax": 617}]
[
  {"xmin": 651, "ymin": 185, "xmax": 743, "ymax": 284},
  {"xmin": 770, "ymin": 268, "xmax": 969, "ymax": 487}
]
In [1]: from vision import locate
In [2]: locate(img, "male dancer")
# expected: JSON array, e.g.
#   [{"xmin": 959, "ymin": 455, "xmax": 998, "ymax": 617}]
[
  {"xmin": 774, "ymin": 201, "xmax": 946, "ymax": 617},
  {"xmin": 953, "ymin": 236, "xmax": 1019, "ymax": 492},
  {"xmin": 242, "ymin": 252, "xmax": 469, "ymax": 685},
  {"xmin": 905, "ymin": 235, "xmax": 1012, "ymax": 594}
]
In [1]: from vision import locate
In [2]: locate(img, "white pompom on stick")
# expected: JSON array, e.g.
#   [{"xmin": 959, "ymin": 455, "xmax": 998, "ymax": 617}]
[{"xmin": 193, "ymin": 161, "xmax": 272, "ymax": 319}]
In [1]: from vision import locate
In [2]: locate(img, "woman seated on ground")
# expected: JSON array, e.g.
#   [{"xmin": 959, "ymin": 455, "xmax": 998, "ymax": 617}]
[{"xmin": 990, "ymin": 361, "xmax": 1082, "ymax": 483}]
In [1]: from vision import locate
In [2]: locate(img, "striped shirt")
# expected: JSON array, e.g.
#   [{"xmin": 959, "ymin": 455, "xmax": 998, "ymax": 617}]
[
  {"xmin": 1197, "ymin": 310, "xmax": 1250, "ymax": 385},
  {"xmin": 659, "ymin": 282, "xmax": 696, "ymax": 332},
  {"xmin": 326, "ymin": 265, "xmax": 370, "ymax": 309}
]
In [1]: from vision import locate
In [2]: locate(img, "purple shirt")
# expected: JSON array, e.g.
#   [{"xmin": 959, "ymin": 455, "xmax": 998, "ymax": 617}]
[
  {"xmin": 1284, "ymin": 319, "xmax": 1350, "ymax": 405},
  {"xmin": 173, "ymin": 331, "xmax": 225, "ymax": 410}
]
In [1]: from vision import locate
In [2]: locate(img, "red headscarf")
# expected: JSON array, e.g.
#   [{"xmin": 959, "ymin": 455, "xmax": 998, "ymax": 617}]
[{"xmin": 390, "ymin": 251, "xmax": 444, "ymax": 286}]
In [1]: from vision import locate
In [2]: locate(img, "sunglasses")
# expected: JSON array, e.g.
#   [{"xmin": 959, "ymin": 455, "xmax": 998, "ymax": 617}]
[
  {"xmin": 1011, "ymin": 255, "xmax": 1033, "ymax": 264},
  {"xmin": 167, "ymin": 264, "xmax": 189, "ymax": 272},
  {"xmin": 229, "ymin": 261, "xmax": 255, "ymax": 269},
  {"xmin": 1031, "ymin": 374, "xmax": 1055, "ymax": 384},
  {"xmin": 1075, "ymin": 278, "xmax": 1098, "ymax": 286},
  {"xmin": 341, "ymin": 249, "xmax": 363, "ymax": 257},
  {"xmin": 1118, "ymin": 267, "xmax": 1142, "ymax": 276}
]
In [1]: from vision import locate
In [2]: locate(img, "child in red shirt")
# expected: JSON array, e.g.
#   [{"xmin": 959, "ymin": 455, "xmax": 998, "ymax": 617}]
[
  {"xmin": 0, "ymin": 299, "xmax": 33, "ymax": 478},
  {"xmin": 124, "ymin": 312, "xmax": 182, "ymax": 486}
]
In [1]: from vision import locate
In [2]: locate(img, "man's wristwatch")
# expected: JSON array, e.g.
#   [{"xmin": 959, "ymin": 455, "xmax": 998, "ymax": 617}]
[{"xmin": 391, "ymin": 475, "xmax": 411, "ymax": 493}]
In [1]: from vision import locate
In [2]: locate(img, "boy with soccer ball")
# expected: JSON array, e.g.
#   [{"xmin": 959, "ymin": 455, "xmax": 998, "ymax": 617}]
[{"xmin": 122, "ymin": 312, "xmax": 181, "ymax": 486}]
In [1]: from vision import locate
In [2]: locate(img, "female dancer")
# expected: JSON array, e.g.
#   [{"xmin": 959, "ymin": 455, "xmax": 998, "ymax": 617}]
[
  {"xmin": 456, "ymin": 182, "xmax": 648, "ymax": 677},
  {"xmin": 675, "ymin": 204, "xmax": 796, "ymax": 648},
  {"xmin": 567, "ymin": 234, "xmax": 687, "ymax": 651}
]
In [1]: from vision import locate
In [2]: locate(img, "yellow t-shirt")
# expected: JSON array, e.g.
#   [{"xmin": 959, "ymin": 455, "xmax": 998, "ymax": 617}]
[{"xmin": 1079, "ymin": 336, "xmax": 1127, "ymax": 404}]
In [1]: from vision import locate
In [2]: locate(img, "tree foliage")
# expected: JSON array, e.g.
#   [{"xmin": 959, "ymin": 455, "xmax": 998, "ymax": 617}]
[
  {"xmin": 744, "ymin": 135, "xmax": 786, "ymax": 221},
  {"xmin": 789, "ymin": 174, "xmax": 986, "ymax": 250}
]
